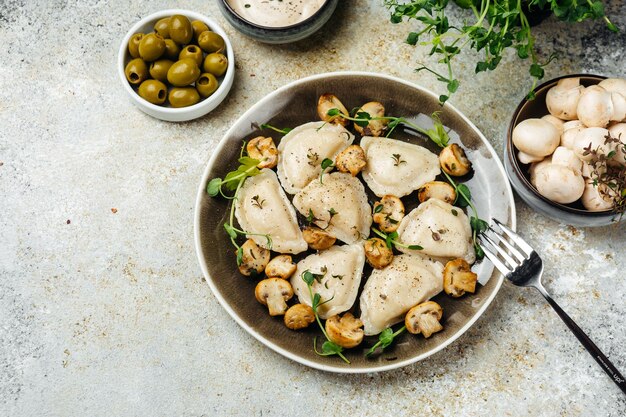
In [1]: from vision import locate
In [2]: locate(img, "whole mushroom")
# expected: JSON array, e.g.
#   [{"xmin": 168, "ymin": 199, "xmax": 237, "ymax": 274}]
[
  {"xmin": 560, "ymin": 120, "xmax": 585, "ymax": 150},
  {"xmin": 254, "ymin": 278, "xmax": 294, "ymax": 316},
  {"xmin": 573, "ymin": 127, "xmax": 611, "ymax": 162},
  {"xmin": 405, "ymin": 301, "xmax": 444, "ymax": 338},
  {"xmin": 608, "ymin": 123, "xmax": 626, "ymax": 166},
  {"xmin": 353, "ymin": 101, "xmax": 388, "ymax": 137},
  {"xmin": 512, "ymin": 118, "xmax": 560, "ymax": 160},
  {"xmin": 325, "ymin": 312, "xmax": 364, "ymax": 348},
  {"xmin": 439, "ymin": 143, "xmax": 472, "ymax": 176},
  {"xmin": 541, "ymin": 114, "xmax": 565, "ymax": 135},
  {"xmin": 581, "ymin": 181, "xmax": 615, "ymax": 212},
  {"xmin": 265, "ymin": 255, "xmax": 297, "ymax": 280},
  {"xmin": 443, "ymin": 259, "xmax": 478, "ymax": 298},
  {"xmin": 551, "ymin": 146, "xmax": 583, "ymax": 174},
  {"xmin": 576, "ymin": 85, "xmax": 618, "ymax": 128},
  {"xmin": 284, "ymin": 304, "xmax": 316, "ymax": 330},
  {"xmin": 598, "ymin": 78, "xmax": 626, "ymax": 98},
  {"xmin": 531, "ymin": 163, "xmax": 585, "ymax": 204},
  {"xmin": 545, "ymin": 77, "xmax": 585, "ymax": 120}
]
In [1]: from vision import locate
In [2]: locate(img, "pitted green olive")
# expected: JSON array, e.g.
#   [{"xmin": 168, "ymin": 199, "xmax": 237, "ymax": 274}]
[
  {"xmin": 168, "ymin": 87, "xmax": 200, "ymax": 108},
  {"xmin": 196, "ymin": 73, "xmax": 219, "ymax": 98},
  {"xmin": 154, "ymin": 17, "xmax": 170, "ymax": 38},
  {"xmin": 128, "ymin": 33, "xmax": 143, "ymax": 58},
  {"xmin": 138, "ymin": 79, "xmax": 167, "ymax": 104},
  {"xmin": 149, "ymin": 59, "xmax": 174, "ymax": 82},
  {"xmin": 138, "ymin": 33, "xmax": 165, "ymax": 61},
  {"xmin": 191, "ymin": 20, "xmax": 209, "ymax": 42},
  {"xmin": 169, "ymin": 14, "xmax": 192, "ymax": 45},
  {"xmin": 179, "ymin": 45, "xmax": 204, "ymax": 67},
  {"xmin": 198, "ymin": 31, "xmax": 225, "ymax": 53},
  {"xmin": 125, "ymin": 58, "xmax": 148, "ymax": 85},
  {"xmin": 163, "ymin": 39, "xmax": 180, "ymax": 60},
  {"xmin": 202, "ymin": 53, "xmax": 228, "ymax": 77},
  {"xmin": 167, "ymin": 58, "xmax": 200, "ymax": 86}
]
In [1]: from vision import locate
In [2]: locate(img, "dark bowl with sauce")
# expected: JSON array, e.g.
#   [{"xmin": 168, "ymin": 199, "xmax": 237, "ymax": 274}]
[{"xmin": 217, "ymin": 0, "xmax": 338, "ymax": 44}]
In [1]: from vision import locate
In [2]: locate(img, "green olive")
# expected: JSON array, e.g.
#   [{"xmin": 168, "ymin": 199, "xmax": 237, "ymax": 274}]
[
  {"xmin": 167, "ymin": 58, "xmax": 200, "ymax": 86},
  {"xmin": 168, "ymin": 87, "xmax": 200, "ymax": 108},
  {"xmin": 163, "ymin": 39, "xmax": 181, "ymax": 60},
  {"xmin": 149, "ymin": 59, "xmax": 174, "ymax": 82},
  {"xmin": 138, "ymin": 33, "xmax": 165, "ymax": 61},
  {"xmin": 128, "ymin": 33, "xmax": 143, "ymax": 58},
  {"xmin": 138, "ymin": 79, "xmax": 167, "ymax": 105},
  {"xmin": 154, "ymin": 17, "xmax": 170, "ymax": 38},
  {"xmin": 202, "ymin": 53, "xmax": 228, "ymax": 77},
  {"xmin": 169, "ymin": 14, "xmax": 192, "ymax": 45},
  {"xmin": 125, "ymin": 58, "xmax": 149, "ymax": 85},
  {"xmin": 196, "ymin": 73, "xmax": 219, "ymax": 98},
  {"xmin": 198, "ymin": 31, "xmax": 225, "ymax": 53},
  {"xmin": 191, "ymin": 20, "xmax": 209, "ymax": 42},
  {"xmin": 179, "ymin": 45, "xmax": 204, "ymax": 67}
]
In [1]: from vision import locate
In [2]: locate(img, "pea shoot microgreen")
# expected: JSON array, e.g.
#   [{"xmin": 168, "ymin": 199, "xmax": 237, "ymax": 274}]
[
  {"xmin": 319, "ymin": 157, "xmax": 335, "ymax": 184},
  {"xmin": 302, "ymin": 270, "xmax": 350, "ymax": 363},
  {"xmin": 366, "ymin": 325, "xmax": 407, "ymax": 357},
  {"xmin": 260, "ymin": 123, "xmax": 292, "ymax": 135},
  {"xmin": 371, "ymin": 227, "xmax": 423, "ymax": 251},
  {"xmin": 326, "ymin": 108, "xmax": 449, "ymax": 148},
  {"xmin": 206, "ymin": 148, "xmax": 272, "ymax": 264}
]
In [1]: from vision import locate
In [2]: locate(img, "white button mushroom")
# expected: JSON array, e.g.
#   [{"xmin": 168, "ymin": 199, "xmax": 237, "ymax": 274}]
[
  {"xmin": 573, "ymin": 127, "xmax": 611, "ymax": 162},
  {"xmin": 611, "ymin": 92, "xmax": 626, "ymax": 122},
  {"xmin": 577, "ymin": 85, "xmax": 615, "ymax": 128},
  {"xmin": 581, "ymin": 180, "xmax": 615, "ymax": 211},
  {"xmin": 541, "ymin": 114, "xmax": 565, "ymax": 135},
  {"xmin": 560, "ymin": 120, "xmax": 585, "ymax": 150},
  {"xmin": 531, "ymin": 163, "xmax": 585, "ymax": 204},
  {"xmin": 529, "ymin": 158, "xmax": 551, "ymax": 185},
  {"xmin": 512, "ymin": 118, "xmax": 560, "ymax": 158},
  {"xmin": 598, "ymin": 78, "xmax": 626, "ymax": 98},
  {"xmin": 608, "ymin": 123, "xmax": 626, "ymax": 166},
  {"xmin": 546, "ymin": 77, "xmax": 585, "ymax": 120},
  {"xmin": 551, "ymin": 146, "xmax": 583, "ymax": 174},
  {"xmin": 517, "ymin": 151, "xmax": 544, "ymax": 164}
]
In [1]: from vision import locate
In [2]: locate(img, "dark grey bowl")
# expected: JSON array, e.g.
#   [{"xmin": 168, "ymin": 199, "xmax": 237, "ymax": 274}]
[
  {"xmin": 217, "ymin": 0, "xmax": 338, "ymax": 44},
  {"xmin": 504, "ymin": 74, "xmax": 624, "ymax": 227}
]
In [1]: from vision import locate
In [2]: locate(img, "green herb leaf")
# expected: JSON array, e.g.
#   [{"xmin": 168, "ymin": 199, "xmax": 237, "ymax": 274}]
[
  {"xmin": 407, "ymin": 245, "xmax": 424, "ymax": 250},
  {"xmin": 236, "ymin": 246, "xmax": 244, "ymax": 266},
  {"xmin": 374, "ymin": 204, "xmax": 384, "ymax": 214},
  {"xmin": 455, "ymin": 184, "xmax": 472, "ymax": 207},
  {"xmin": 321, "ymin": 158, "xmax": 334, "ymax": 170},
  {"xmin": 378, "ymin": 328, "xmax": 395, "ymax": 348},
  {"xmin": 302, "ymin": 270, "xmax": 315, "ymax": 286},
  {"xmin": 207, "ymin": 178, "xmax": 222, "ymax": 197},
  {"xmin": 260, "ymin": 123, "xmax": 292, "ymax": 134},
  {"xmin": 326, "ymin": 108, "xmax": 341, "ymax": 117},
  {"xmin": 406, "ymin": 32, "xmax": 419, "ymax": 45},
  {"xmin": 223, "ymin": 223, "xmax": 238, "ymax": 240},
  {"xmin": 321, "ymin": 341, "xmax": 344, "ymax": 355},
  {"xmin": 470, "ymin": 217, "xmax": 489, "ymax": 234}
]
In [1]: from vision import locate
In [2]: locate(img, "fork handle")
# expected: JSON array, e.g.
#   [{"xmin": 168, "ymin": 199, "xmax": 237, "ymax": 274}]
[{"xmin": 536, "ymin": 285, "xmax": 626, "ymax": 395}]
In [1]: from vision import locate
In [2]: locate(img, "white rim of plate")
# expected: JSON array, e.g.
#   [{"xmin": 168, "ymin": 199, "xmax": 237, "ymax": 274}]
[{"xmin": 193, "ymin": 71, "xmax": 517, "ymax": 373}]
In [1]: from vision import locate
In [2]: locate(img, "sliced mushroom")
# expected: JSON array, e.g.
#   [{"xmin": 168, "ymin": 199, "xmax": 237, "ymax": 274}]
[
  {"xmin": 363, "ymin": 238, "xmax": 394, "ymax": 269},
  {"xmin": 284, "ymin": 303, "xmax": 316, "ymax": 330},
  {"xmin": 418, "ymin": 181, "xmax": 457, "ymax": 204},
  {"xmin": 246, "ymin": 136, "xmax": 278, "ymax": 169},
  {"xmin": 443, "ymin": 259, "xmax": 478, "ymax": 298},
  {"xmin": 353, "ymin": 101, "xmax": 388, "ymax": 137},
  {"xmin": 265, "ymin": 255, "xmax": 297, "ymax": 280},
  {"xmin": 317, "ymin": 93, "xmax": 349, "ymax": 126},
  {"xmin": 546, "ymin": 77, "xmax": 584, "ymax": 120},
  {"xmin": 238, "ymin": 239, "xmax": 270, "ymax": 277},
  {"xmin": 254, "ymin": 278, "xmax": 294, "ymax": 316},
  {"xmin": 372, "ymin": 195, "xmax": 405, "ymax": 233},
  {"xmin": 405, "ymin": 301, "xmax": 443, "ymax": 338},
  {"xmin": 512, "ymin": 118, "xmax": 560, "ymax": 158},
  {"xmin": 439, "ymin": 143, "xmax": 472, "ymax": 176},
  {"xmin": 325, "ymin": 312, "xmax": 364, "ymax": 348},
  {"xmin": 335, "ymin": 145, "xmax": 367, "ymax": 176},
  {"xmin": 302, "ymin": 226, "xmax": 336, "ymax": 251}
]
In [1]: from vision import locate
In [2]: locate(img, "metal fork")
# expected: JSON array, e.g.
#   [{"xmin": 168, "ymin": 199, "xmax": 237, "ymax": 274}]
[{"xmin": 479, "ymin": 219, "xmax": 625, "ymax": 394}]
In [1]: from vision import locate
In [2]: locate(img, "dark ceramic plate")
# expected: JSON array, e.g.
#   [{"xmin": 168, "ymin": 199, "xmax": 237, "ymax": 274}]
[{"xmin": 194, "ymin": 72, "xmax": 516, "ymax": 373}]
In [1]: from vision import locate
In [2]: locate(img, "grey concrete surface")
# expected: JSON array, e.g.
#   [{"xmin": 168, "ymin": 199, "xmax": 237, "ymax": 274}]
[{"xmin": 1, "ymin": 1, "xmax": 624, "ymax": 416}]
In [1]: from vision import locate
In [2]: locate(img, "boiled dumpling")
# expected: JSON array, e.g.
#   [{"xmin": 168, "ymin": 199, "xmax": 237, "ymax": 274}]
[
  {"xmin": 291, "ymin": 244, "xmax": 366, "ymax": 319},
  {"xmin": 396, "ymin": 198, "xmax": 475, "ymax": 263},
  {"xmin": 359, "ymin": 254, "xmax": 444, "ymax": 335},
  {"xmin": 292, "ymin": 172, "xmax": 372, "ymax": 244},
  {"xmin": 277, "ymin": 122, "xmax": 355, "ymax": 194},
  {"xmin": 235, "ymin": 169, "xmax": 307, "ymax": 254},
  {"xmin": 360, "ymin": 136, "xmax": 440, "ymax": 197}
]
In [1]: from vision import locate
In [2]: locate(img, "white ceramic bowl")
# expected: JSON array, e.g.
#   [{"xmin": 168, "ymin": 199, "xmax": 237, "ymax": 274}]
[{"xmin": 118, "ymin": 9, "xmax": 235, "ymax": 122}]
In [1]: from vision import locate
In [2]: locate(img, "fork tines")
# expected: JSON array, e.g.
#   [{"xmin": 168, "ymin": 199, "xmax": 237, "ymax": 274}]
[{"xmin": 478, "ymin": 218, "xmax": 533, "ymax": 275}]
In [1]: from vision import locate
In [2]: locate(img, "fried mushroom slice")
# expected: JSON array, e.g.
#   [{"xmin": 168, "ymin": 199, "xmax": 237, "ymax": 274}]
[
  {"xmin": 265, "ymin": 255, "xmax": 297, "ymax": 280},
  {"xmin": 418, "ymin": 181, "xmax": 457, "ymax": 204},
  {"xmin": 405, "ymin": 301, "xmax": 443, "ymax": 338},
  {"xmin": 372, "ymin": 195, "xmax": 405, "ymax": 233},
  {"xmin": 353, "ymin": 101, "xmax": 389, "ymax": 137},
  {"xmin": 284, "ymin": 303, "xmax": 315, "ymax": 330},
  {"xmin": 238, "ymin": 239, "xmax": 270, "ymax": 276},
  {"xmin": 443, "ymin": 259, "xmax": 478, "ymax": 298},
  {"xmin": 246, "ymin": 136, "xmax": 278, "ymax": 169},
  {"xmin": 325, "ymin": 312, "xmax": 364, "ymax": 348},
  {"xmin": 363, "ymin": 238, "xmax": 393, "ymax": 269},
  {"xmin": 255, "ymin": 278, "xmax": 294, "ymax": 316},
  {"xmin": 335, "ymin": 145, "xmax": 367, "ymax": 176},
  {"xmin": 439, "ymin": 143, "xmax": 472, "ymax": 176},
  {"xmin": 317, "ymin": 93, "xmax": 349, "ymax": 126},
  {"xmin": 302, "ymin": 226, "xmax": 336, "ymax": 251}
]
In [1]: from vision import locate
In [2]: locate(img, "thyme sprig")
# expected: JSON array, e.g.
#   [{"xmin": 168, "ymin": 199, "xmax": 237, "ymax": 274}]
[
  {"xmin": 366, "ymin": 325, "xmax": 407, "ymax": 357},
  {"xmin": 302, "ymin": 270, "xmax": 350, "ymax": 363},
  {"xmin": 327, "ymin": 108, "xmax": 450, "ymax": 148}
]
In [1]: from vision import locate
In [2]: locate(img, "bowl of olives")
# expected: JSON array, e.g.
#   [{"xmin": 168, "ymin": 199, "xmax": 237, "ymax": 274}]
[{"xmin": 118, "ymin": 9, "xmax": 234, "ymax": 122}]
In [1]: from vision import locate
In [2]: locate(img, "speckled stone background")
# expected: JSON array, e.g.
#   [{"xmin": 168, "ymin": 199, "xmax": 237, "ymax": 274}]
[{"xmin": 1, "ymin": 1, "xmax": 625, "ymax": 416}]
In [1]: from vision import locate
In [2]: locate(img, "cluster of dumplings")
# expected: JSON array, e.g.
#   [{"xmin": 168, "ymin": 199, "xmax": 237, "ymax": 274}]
[
  {"xmin": 512, "ymin": 77, "xmax": 626, "ymax": 210},
  {"xmin": 225, "ymin": 94, "xmax": 482, "ymax": 352}
]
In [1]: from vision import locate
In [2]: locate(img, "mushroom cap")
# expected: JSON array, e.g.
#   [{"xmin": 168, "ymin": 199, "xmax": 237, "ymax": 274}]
[
  {"xmin": 541, "ymin": 114, "xmax": 565, "ymax": 135},
  {"xmin": 284, "ymin": 303, "xmax": 315, "ymax": 330},
  {"xmin": 363, "ymin": 237, "xmax": 394, "ymax": 269},
  {"xmin": 532, "ymin": 164, "xmax": 585, "ymax": 204},
  {"xmin": 577, "ymin": 85, "xmax": 614, "ymax": 128},
  {"xmin": 608, "ymin": 123, "xmax": 626, "ymax": 166},
  {"xmin": 529, "ymin": 158, "xmax": 552, "ymax": 184},
  {"xmin": 560, "ymin": 121, "xmax": 585, "ymax": 150},
  {"xmin": 573, "ymin": 127, "xmax": 611, "ymax": 162},
  {"xmin": 354, "ymin": 101, "xmax": 388, "ymax": 137},
  {"xmin": 265, "ymin": 254, "xmax": 297, "ymax": 280},
  {"xmin": 325, "ymin": 312, "xmax": 364, "ymax": 348},
  {"xmin": 611, "ymin": 92, "xmax": 626, "ymax": 122},
  {"xmin": 546, "ymin": 77, "xmax": 584, "ymax": 120},
  {"xmin": 598, "ymin": 78, "xmax": 626, "ymax": 98},
  {"xmin": 254, "ymin": 278, "xmax": 294, "ymax": 316},
  {"xmin": 335, "ymin": 144, "xmax": 367, "ymax": 176},
  {"xmin": 581, "ymin": 182, "xmax": 615, "ymax": 211},
  {"xmin": 551, "ymin": 146, "xmax": 583, "ymax": 174},
  {"xmin": 302, "ymin": 226, "xmax": 336, "ymax": 251},
  {"xmin": 512, "ymin": 118, "xmax": 560, "ymax": 157},
  {"xmin": 317, "ymin": 93, "xmax": 349, "ymax": 126},
  {"xmin": 373, "ymin": 194, "xmax": 405, "ymax": 233},
  {"xmin": 517, "ymin": 151, "xmax": 544, "ymax": 164},
  {"xmin": 405, "ymin": 301, "xmax": 444, "ymax": 337},
  {"xmin": 417, "ymin": 181, "xmax": 457, "ymax": 204},
  {"xmin": 439, "ymin": 143, "xmax": 472, "ymax": 176},
  {"xmin": 246, "ymin": 136, "xmax": 278, "ymax": 169},
  {"xmin": 443, "ymin": 258, "xmax": 477, "ymax": 298}
]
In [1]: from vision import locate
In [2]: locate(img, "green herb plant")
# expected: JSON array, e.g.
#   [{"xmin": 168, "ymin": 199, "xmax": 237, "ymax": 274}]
[
  {"xmin": 385, "ymin": 0, "xmax": 618, "ymax": 103},
  {"xmin": 366, "ymin": 325, "xmax": 407, "ymax": 357}
]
